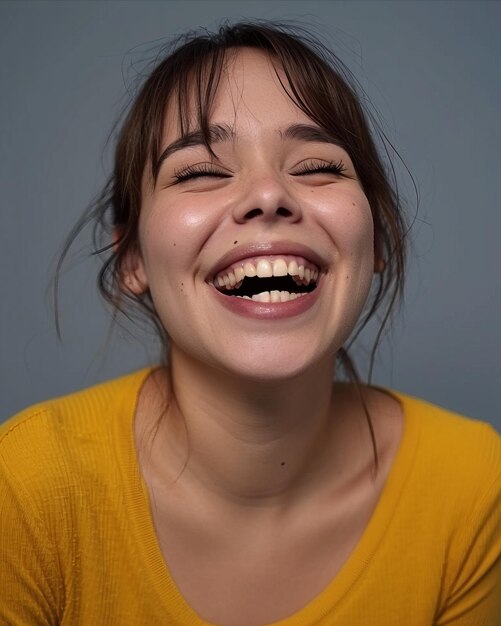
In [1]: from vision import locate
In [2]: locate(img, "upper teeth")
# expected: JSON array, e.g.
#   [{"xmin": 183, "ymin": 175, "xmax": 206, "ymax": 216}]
[{"xmin": 214, "ymin": 256, "xmax": 319, "ymax": 290}]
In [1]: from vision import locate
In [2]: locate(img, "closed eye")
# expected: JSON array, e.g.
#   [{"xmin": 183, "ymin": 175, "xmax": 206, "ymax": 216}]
[
  {"xmin": 292, "ymin": 159, "xmax": 347, "ymax": 177},
  {"xmin": 173, "ymin": 159, "xmax": 348, "ymax": 184},
  {"xmin": 173, "ymin": 163, "xmax": 231, "ymax": 183}
]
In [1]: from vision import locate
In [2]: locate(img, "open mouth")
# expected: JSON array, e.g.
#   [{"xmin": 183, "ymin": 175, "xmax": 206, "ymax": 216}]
[{"xmin": 212, "ymin": 256, "xmax": 319, "ymax": 303}]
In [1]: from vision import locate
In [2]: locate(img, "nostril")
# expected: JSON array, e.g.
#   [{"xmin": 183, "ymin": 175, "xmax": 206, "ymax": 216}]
[
  {"xmin": 276, "ymin": 207, "xmax": 293, "ymax": 217},
  {"xmin": 239, "ymin": 206, "xmax": 297, "ymax": 221},
  {"xmin": 244, "ymin": 208, "xmax": 263, "ymax": 219}
]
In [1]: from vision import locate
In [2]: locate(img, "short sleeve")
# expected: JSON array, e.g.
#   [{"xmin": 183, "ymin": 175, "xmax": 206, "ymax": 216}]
[
  {"xmin": 436, "ymin": 425, "xmax": 501, "ymax": 625},
  {"xmin": 0, "ymin": 454, "xmax": 63, "ymax": 625}
]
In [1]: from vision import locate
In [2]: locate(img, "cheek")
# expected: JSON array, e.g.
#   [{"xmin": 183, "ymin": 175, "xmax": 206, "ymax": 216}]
[
  {"xmin": 139, "ymin": 197, "xmax": 217, "ymax": 269},
  {"xmin": 317, "ymin": 190, "xmax": 374, "ymax": 259}
]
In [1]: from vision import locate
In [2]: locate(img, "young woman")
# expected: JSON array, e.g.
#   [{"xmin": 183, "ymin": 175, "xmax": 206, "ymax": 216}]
[{"xmin": 1, "ymin": 21, "xmax": 500, "ymax": 626}]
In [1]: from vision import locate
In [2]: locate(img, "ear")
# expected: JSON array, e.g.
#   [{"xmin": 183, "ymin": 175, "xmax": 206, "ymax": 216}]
[{"xmin": 113, "ymin": 227, "xmax": 149, "ymax": 296}]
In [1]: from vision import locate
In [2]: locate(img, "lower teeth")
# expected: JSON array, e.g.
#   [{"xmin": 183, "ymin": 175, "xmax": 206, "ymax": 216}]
[{"xmin": 236, "ymin": 291, "xmax": 307, "ymax": 303}]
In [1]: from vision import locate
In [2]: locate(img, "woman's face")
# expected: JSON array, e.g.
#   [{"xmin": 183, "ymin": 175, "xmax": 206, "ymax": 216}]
[{"xmin": 129, "ymin": 48, "xmax": 376, "ymax": 380}]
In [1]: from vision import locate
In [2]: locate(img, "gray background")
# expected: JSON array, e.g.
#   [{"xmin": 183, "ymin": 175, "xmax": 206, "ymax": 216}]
[{"xmin": 1, "ymin": 0, "xmax": 500, "ymax": 430}]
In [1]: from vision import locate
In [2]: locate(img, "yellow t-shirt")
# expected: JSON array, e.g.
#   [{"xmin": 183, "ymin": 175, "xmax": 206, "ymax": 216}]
[{"xmin": 1, "ymin": 368, "xmax": 500, "ymax": 625}]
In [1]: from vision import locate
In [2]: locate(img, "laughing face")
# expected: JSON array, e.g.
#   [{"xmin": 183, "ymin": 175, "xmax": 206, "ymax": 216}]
[{"xmin": 126, "ymin": 48, "xmax": 376, "ymax": 380}]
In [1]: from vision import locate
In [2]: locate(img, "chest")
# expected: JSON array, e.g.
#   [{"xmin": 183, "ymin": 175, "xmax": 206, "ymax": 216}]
[{"xmin": 146, "ymin": 474, "xmax": 384, "ymax": 626}]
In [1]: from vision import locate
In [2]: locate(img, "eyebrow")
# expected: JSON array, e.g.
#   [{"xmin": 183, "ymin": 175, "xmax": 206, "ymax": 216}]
[
  {"xmin": 155, "ymin": 122, "xmax": 343, "ymax": 172},
  {"xmin": 155, "ymin": 123, "xmax": 234, "ymax": 173},
  {"xmin": 279, "ymin": 124, "xmax": 342, "ymax": 147}
]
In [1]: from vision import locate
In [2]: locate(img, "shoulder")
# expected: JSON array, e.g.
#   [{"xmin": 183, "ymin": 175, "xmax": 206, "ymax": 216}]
[
  {"xmin": 0, "ymin": 367, "xmax": 154, "ymax": 492},
  {"xmin": 0, "ymin": 367, "xmax": 153, "ymax": 445},
  {"xmin": 395, "ymin": 390, "xmax": 501, "ymax": 466},
  {"xmin": 388, "ymin": 395, "xmax": 501, "ymax": 619},
  {"xmin": 388, "ymin": 389, "xmax": 501, "ymax": 511}
]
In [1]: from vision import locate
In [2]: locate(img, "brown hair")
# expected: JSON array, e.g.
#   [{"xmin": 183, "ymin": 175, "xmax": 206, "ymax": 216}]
[{"xmin": 56, "ymin": 20, "xmax": 411, "ymax": 476}]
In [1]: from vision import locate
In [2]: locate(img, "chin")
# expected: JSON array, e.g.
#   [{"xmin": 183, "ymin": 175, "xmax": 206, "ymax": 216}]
[
  {"xmin": 168, "ymin": 319, "xmax": 351, "ymax": 384},
  {"xmin": 205, "ymin": 338, "xmax": 336, "ymax": 384}
]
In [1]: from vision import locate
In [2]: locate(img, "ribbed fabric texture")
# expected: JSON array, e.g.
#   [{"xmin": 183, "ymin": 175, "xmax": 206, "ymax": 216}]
[{"xmin": 1, "ymin": 368, "xmax": 500, "ymax": 626}]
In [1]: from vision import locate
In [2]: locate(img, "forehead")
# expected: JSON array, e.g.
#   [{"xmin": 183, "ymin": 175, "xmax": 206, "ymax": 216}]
[{"xmin": 161, "ymin": 47, "xmax": 307, "ymax": 141}]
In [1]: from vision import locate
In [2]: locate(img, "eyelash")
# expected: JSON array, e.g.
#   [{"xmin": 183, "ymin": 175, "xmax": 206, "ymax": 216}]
[
  {"xmin": 173, "ymin": 163, "xmax": 231, "ymax": 183},
  {"xmin": 172, "ymin": 159, "xmax": 347, "ymax": 183},
  {"xmin": 292, "ymin": 159, "xmax": 347, "ymax": 177}
]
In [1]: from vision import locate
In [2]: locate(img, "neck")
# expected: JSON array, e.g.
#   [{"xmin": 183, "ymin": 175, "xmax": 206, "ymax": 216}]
[{"xmin": 145, "ymin": 347, "xmax": 352, "ymax": 512}]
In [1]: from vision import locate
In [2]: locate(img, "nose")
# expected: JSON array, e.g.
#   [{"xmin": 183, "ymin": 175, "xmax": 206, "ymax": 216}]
[{"xmin": 232, "ymin": 174, "xmax": 302, "ymax": 224}]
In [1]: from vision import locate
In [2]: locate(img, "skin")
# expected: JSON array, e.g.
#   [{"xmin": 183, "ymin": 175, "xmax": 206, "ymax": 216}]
[
  {"xmin": 125, "ymin": 48, "xmax": 387, "ymax": 514},
  {"xmin": 131, "ymin": 48, "xmax": 376, "ymax": 378}
]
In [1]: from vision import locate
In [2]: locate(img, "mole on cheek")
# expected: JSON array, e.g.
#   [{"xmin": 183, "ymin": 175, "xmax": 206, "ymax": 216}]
[{"xmin": 234, "ymin": 240, "xmax": 238, "ymax": 245}]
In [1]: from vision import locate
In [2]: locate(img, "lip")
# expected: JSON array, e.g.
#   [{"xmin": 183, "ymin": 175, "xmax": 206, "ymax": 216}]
[
  {"xmin": 207, "ymin": 240, "xmax": 327, "ymax": 282},
  {"xmin": 211, "ymin": 279, "xmax": 323, "ymax": 320}
]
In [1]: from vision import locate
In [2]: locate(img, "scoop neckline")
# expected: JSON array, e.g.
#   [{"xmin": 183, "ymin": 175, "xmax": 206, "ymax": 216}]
[{"xmin": 119, "ymin": 367, "xmax": 421, "ymax": 626}]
